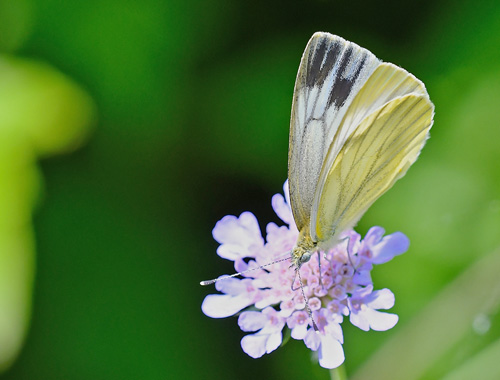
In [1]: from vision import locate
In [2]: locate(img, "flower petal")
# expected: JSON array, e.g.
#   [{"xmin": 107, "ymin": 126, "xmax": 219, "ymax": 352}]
[
  {"xmin": 363, "ymin": 226, "xmax": 385, "ymax": 246},
  {"xmin": 325, "ymin": 320, "xmax": 344, "ymax": 344},
  {"xmin": 363, "ymin": 308, "xmax": 399, "ymax": 331},
  {"xmin": 265, "ymin": 332, "xmax": 283, "ymax": 353},
  {"xmin": 283, "ymin": 180, "xmax": 291, "ymax": 205},
  {"xmin": 215, "ymin": 277, "xmax": 247, "ymax": 295},
  {"xmin": 304, "ymin": 329, "xmax": 321, "ymax": 351},
  {"xmin": 318, "ymin": 334, "xmax": 345, "ymax": 369},
  {"xmin": 353, "ymin": 270, "xmax": 372, "ymax": 286},
  {"xmin": 371, "ymin": 232, "xmax": 409, "ymax": 264},
  {"xmin": 201, "ymin": 294, "xmax": 253, "ymax": 318},
  {"xmin": 238, "ymin": 311, "xmax": 267, "ymax": 332},
  {"xmin": 272, "ymin": 193, "xmax": 294, "ymax": 226},
  {"xmin": 291, "ymin": 323, "xmax": 308, "ymax": 340},
  {"xmin": 264, "ymin": 222, "xmax": 295, "ymax": 257},
  {"xmin": 345, "ymin": 230, "xmax": 361, "ymax": 256},
  {"xmin": 213, "ymin": 212, "xmax": 264, "ymax": 260},
  {"xmin": 241, "ymin": 334, "xmax": 268, "ymax": 359},
  {"xmin": 349, "ymin": 309, "xmax": 370, "ymax": 331},
  {"xmin": 365, "ymin": 289, "xmax": 395, "ymax": 310},
  {"xmin": 353, "ymin": 284, "xmax": 373, "ymax": 299}
]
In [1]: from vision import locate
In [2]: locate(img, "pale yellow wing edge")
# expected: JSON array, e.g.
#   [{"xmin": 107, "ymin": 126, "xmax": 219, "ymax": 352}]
[
  {"xmin": 310, "ymin": 62, "xmax": 432, "ymax": 241},
  {"xmin": 314, "ymin": 93, "xmax": 434, "ymax": 250}
]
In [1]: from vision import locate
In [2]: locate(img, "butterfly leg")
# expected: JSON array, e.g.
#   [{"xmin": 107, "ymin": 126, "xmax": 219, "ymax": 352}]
[
  {"xmin": 344, "ymin": 235, "xmax": 358, "ymax": 275},
  {"xmin": 292, "ymin": 267, "xmax": 319, "ymax": 331},
  {"xmin": 291, "ymin": 268, "xmax": 300, "ymax": 291},
  {"xmin": 317, "ymin": 251, "xmax": 325, "ymax": 290}
]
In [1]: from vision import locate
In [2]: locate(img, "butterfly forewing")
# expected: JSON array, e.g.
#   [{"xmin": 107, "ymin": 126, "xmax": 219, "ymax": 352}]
[
  {"xmin": 314, "ymin": 94, "xmax": 434, "ymax": 248},
  {"xmin": 288, "ymin": 32, "xmax": 380, "ymax": 233}
]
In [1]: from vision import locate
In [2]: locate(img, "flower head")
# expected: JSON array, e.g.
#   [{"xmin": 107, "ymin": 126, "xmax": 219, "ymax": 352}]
[{"xmin": 201, "ymin": 181, "xmax": 409, "ymax": 369}]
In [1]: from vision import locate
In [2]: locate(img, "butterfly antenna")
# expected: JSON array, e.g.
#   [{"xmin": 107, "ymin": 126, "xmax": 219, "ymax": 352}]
[
  {"xmin": 296, "ymin": 268, "xmax": 319, "ymax": 332},
  {"xmin": 200, "ymin": 256, "xmax": 292, "ymax": 286}
]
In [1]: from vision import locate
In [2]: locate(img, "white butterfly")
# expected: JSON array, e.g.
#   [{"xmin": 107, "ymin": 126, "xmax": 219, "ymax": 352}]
[
  {"xmin": 201, "ymin": 32, "xmax": 434, "ymax": 297},
  {"xmin": 289, "ymin": 32, "xmax": 434, "ymax": 268}
]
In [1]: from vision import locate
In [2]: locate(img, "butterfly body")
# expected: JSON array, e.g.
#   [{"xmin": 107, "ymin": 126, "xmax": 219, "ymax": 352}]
[
  {"xmin": 288, "ymin": 32, "xmax": 434, "ymax": 269},
  {"xmin": 290, "ymin": 228, "xmax": 317, "ymax": 268}
]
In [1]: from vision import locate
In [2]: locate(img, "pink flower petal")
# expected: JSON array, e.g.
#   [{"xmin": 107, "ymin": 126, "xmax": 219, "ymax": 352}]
[
  {"xmin": 364, "ymin": 226, "xmax": 385, "ymax": 246},
  {"xmin": 238, "ymin": 311, "xmax": 267, "ymax": 332},
  {"xmin": 318, "ymin": 334, "xmax": 345, "ymax": 369},
  {"xmin": 265, "ymin": 332, "xmax": 282, "ymax": 353},
  {"xmin": 304, "ymin": 329, "xmax": 321, "ymax": 351},
  {"xmin": 272, "ymin": 193, "xmax": 294, "ymax": 226},
  {"xmin": 213, "ymin": 212, "xmax": 264, "ymax": 260},
  {"xmin": 264, "ymin": 223, "xmax": 296, "ymax": 257},
  {"xmin": 241, "ymin": 334, "xmax": 268, "ymax": 358},
  {"xmin": 353, "ymin": 270, "xmax": 372, "ymax": 286},
  {"xmin": 325, "ymin": 320, "xmax": 344, "ymax": 344},
  {"xmin": 287, "ymin": 311, "xmax": 310, "ymax": 339},
  {"xmin": 240, "ymin": 330, "xmax": 283, "ymax": 359},
  {"xmin": 353, "ymin": 284, "xmax": 373, "ymax": 299},
  {"xmin": 371, "ymin": 231, "xmax": 409, "ymax": 264},
  {"xmin": 345, "ymin": 230, "xmax": 361, "ymax": 256},
  {"xmin": 349, "ymin": 310, "xmax": 370, "ymax": 331},
  {"xmin": 215, "ymin": 277, "xmax": 247, "ymax": 295},
  {"xmin": 291, "ymin": 323, "xmax": 308, "ymax": 340},
  {"xmin": 364, "ymin": 309, "xmax": 399, "ymax": 331},
  {"xmin": 284, "ymin": 181, "xmax": 292, "ymax": 202},
  {"xmin": 201, "ymin": 294, "xmax": 253, "ymax": 318},
  {"xmin": 365, "ymin": 288, "xmax": 395, "ymax": 310}
]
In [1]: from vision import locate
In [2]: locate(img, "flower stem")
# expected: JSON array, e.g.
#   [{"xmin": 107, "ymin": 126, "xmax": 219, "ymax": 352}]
[{"xmin": 330, "ymin": 364, "xmax": 347, "ymax": 380}]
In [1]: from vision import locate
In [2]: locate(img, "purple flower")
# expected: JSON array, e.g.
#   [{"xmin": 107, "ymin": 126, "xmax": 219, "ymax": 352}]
[
  {"xmin": 304, "ymin": 309, "xmax": 345, "ymax": 369},
  {"xmin": 201, "ymin": 181, "xmax": 408, "ymax": 369},
  {"xmin": 348, "ymin": 285, "xmax": 399, "ymax": 331},
  {"xmin": 238, "ymin": 307, "xmax": 286, "ymax": 358}
]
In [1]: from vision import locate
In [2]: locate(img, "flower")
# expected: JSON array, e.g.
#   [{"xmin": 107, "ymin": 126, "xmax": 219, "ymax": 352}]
[
  {"xmin": 238, "ymin": 307, "xmax": 286, "ymax": 358},
  {"xmin": 348, "ymin": 285, "xmax": 399, "ymax": 331},
  {"xmin": 201, "ymin": 181, "xmax": 409, "ymax": 369}
]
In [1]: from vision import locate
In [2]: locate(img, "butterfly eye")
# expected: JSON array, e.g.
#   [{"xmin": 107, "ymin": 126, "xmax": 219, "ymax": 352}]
[{"xmin": 299, "ymin": 252, "xmax": 313, "ymax": 264}]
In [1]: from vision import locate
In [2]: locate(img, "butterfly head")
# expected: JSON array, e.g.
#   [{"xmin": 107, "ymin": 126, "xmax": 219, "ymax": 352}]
[{"xmin": 291, "ymin": 231, "xmax": 318, "ymax": 269}]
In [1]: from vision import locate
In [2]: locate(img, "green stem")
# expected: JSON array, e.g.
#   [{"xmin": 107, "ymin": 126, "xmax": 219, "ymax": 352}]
[{"xmin": 330, "ymin": 364, "xmax": 347, "ymax": 380}]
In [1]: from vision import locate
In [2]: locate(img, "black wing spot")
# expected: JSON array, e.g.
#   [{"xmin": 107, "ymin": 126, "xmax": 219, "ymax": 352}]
[
  {"xmin": 306, "ymin": 37, "xmax": 342, "ymax": 88},
  {"xmin": 328, "ymin": 47, "xmax": 368, "ymax": 108}
]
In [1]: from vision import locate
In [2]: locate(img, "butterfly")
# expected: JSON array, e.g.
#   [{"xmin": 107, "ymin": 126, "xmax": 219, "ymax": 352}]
[
  {"xmin": 288, "ymin": 32, "xmax": 434, "ymax": 269},
  {"xmin": 201, "ymin": 32, "xmax": 434, "ymax": 297}
]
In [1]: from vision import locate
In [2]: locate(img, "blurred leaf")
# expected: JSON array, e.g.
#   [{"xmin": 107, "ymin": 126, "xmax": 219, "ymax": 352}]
[
  {"xmin": 441, "ymin": 337, "xmax": 500, "ymax": 380},
  {"xmin": 351, "ymin": 247, "xmax": 500, "ymax": 380},
  {"xmin": 0, "ymin": 56, "xmax": 94, "ymax": 370},
  {"xmin": 0, "ymin": 0, "xmax": 33, "ymax": 52},
  {"xmin": 0, "ymin": 56, "xmax": 95, "ymax": 156}
]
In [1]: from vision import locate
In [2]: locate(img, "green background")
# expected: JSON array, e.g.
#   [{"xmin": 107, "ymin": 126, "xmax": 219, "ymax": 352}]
[{"xmin": 1, "ymin": 0, "xmax": 500, "ymax": 379}]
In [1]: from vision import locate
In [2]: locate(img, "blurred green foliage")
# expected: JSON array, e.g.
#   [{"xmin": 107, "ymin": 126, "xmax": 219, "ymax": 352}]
[
  {"xmin": 1, "ymin": 0, "xmax": 500, "ymax": 379},
  {"xmin": 0, "ymin": 35, "xmax": 94, "ymax": 371}
]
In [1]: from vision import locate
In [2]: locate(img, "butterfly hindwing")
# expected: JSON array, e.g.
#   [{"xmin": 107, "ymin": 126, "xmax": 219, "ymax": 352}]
[
  {"xmin": 314, "ymin": 94, "xmax": 434, "ymax": 249},
  {"xmin": 309, "ymin": 62, "xmax": 430, "ymax": 241}
]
